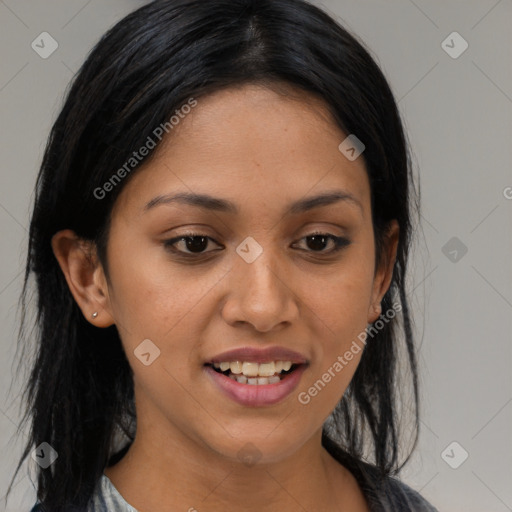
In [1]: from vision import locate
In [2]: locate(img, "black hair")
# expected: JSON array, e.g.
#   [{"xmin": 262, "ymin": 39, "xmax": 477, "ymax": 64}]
[{"xmin": 10, "ymin": 0, "xmax": 421, "ymax": 509}]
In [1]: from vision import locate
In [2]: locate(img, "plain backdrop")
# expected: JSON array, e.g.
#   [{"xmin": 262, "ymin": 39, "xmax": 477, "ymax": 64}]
[{"xmin": 1, "ymin": 1, "xmax": 511, "ymax": 510}]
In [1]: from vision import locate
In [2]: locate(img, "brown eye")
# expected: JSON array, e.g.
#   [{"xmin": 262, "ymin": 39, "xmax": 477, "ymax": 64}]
[
  {"xmin": 294, "ymin": 233, "xmax": 351, "ymax": 254},
  {"xmin": 163, "ymin": 231, "xmax": 350, "ymax": 259},
  {"xmin": 163, "ymin": 233, "xmax": 221, "ymax": 255}
]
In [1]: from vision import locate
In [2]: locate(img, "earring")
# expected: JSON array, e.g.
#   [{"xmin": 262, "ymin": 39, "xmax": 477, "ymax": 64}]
[{"xmin": 92, "ymin": 311, "xmax": 98, "ymax": 319}]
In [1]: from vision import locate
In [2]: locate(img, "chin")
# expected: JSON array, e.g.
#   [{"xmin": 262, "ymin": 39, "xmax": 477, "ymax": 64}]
[{"xmin": 204, "ymin": 430, "xmax": 308, "ymax": 467}]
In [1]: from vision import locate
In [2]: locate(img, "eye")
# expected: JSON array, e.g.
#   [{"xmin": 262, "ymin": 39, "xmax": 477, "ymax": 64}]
[
  {"xmin": 163, "ymin": 232, "xmax": 222, "ymax": 255},
  {"xmin": 293, "ymin": 232, "xmax": 351, "ymax": 254},
  {"xmin": 163, "ymin": 231, "xmax": 351, "ymax": 258}
]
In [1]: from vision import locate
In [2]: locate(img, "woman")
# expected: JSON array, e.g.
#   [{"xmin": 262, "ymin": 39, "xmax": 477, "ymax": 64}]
[{"xmin": 11, "ymin": 0, "xmax": 438, "ymax": 510}]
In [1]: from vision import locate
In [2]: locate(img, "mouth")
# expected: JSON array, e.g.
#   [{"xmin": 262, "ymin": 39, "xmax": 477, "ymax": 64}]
[
  {"xmin": 203, "ymin": 358, "xmax": 308, "ymax": 407},
  {"xmin": 205, "ymin": 360, "xmax": 302, "ymax": 385}
]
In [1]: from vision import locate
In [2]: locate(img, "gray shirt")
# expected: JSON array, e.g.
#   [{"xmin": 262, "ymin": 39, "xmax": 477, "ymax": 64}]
[{"xmin": 31, "ymin": 471, "xmax": 439, "ymax": 511}]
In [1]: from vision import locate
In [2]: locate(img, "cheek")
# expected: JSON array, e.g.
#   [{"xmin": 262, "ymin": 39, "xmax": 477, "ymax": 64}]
[
  {"xmin": 304, "ymin": 256, "xmax": 375, "ymax": 344},
  {"xmin": 105, "ymin": 252, "xmax": 213, "ymax": 423},
  {"xmin": 296, "ymin": 281, "xmax": 368, "ymax": 418},
  {"xmin": 106, "ymin": 240, "xmax": 203, "ymax": 334},
  {"xmin": 106, "ymin": 244, "xmax": 231, "ymax": 378},
  {"xmin": 296, "ymin": 250, "xmax": 374, "ymax": 405}
]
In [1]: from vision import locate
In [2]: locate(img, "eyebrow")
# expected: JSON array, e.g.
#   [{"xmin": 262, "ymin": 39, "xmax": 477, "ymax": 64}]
[{"xmin": 143, "ymin": 189, "xmax": 363, "ymax": 216}]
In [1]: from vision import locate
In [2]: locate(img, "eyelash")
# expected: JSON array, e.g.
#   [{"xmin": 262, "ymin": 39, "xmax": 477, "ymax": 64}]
[{"xmin": 163, "ymin": 231, "xmax": 351, "ymax": 258}]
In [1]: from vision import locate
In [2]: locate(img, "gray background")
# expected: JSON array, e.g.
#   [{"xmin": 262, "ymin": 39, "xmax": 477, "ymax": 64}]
[{"xmin": 1, "ymin": 1, "xmax": 511, "ymax": 510}]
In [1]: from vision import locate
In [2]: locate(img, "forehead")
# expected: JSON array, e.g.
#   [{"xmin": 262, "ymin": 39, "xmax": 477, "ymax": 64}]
[{"xmin": 113, "ymin": 84, "xmax": 370, "ymax": 218}]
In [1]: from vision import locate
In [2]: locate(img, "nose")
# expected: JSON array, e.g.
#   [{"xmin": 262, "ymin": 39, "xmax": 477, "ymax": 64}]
[{"xmin": 221, "ymin": 246, "xmax": 299, "ymax": 333}]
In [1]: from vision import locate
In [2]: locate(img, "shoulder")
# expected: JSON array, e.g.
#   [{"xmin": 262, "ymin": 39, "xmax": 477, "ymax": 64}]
[
  {"xmin": 383, "ymin": 476, "xmax": 439, "ymax": 511},
  {"xmin": 29, "ymin": 474, "xmax": 135, "ymax": 512},
  {"xmin": 354, "ymin": 461, "xmax": 439, "ymax": 511},
  {"xmin": 322, "ymin": 436, "xmax": 438, "ymax": 511},
  {"xmin": 29, "ymin": 504, "xmax": 89, "ymax": 512}
]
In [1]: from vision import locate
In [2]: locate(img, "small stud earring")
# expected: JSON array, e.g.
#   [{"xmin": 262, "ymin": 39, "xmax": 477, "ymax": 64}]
[{"xmin": 92, "ymin": 311, "xmax": 98, "ymax": 319}]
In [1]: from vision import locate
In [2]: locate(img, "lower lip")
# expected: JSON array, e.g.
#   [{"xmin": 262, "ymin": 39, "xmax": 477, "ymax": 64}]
[{"xmin": 204, "ymin": 365, "xmax": 307, "ymax": 407}]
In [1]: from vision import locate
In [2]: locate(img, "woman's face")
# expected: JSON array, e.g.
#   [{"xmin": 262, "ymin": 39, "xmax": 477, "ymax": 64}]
[{"xmin": 99, "ymin": 84, "xmax": 398, "ymax": 464}]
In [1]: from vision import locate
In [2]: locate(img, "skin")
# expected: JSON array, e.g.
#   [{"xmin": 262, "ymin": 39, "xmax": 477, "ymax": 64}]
[{"xmin": 52, "ymin": 83, "xmax": 399, "ymax": 512}]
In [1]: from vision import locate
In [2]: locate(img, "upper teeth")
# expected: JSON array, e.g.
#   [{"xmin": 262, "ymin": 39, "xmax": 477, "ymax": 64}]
[{"xmin": 213, "ymin": 361, "xmax": 293, "ymax": 377}]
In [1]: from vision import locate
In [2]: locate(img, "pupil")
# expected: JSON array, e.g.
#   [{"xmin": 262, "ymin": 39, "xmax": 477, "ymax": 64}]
[
  {"xmin": 186, "ymin": 236, "xmax": 208, "ymax": 253},
  {"xmin": 308, "ymin": 235, "xmax": 328, "ymax": 251}
]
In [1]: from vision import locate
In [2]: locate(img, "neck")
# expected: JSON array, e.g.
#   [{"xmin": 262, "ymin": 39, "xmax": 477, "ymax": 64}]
[
  {"xmin": 105, "ymin": 388, "xmax": 368, "ymax": 512},
  {"xmin": 104, "ymin": 401, "xmax": 368, "ymax": 511}
]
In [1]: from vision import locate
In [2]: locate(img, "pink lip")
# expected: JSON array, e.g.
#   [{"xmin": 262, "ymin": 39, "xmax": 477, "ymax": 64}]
[
  {"xmin": 207, "ymin": 346, "xmax": 308, "ymax": 365},
  {"xmin": 204, "ymin": 364, "xmax": 307, "ymax": 407}
]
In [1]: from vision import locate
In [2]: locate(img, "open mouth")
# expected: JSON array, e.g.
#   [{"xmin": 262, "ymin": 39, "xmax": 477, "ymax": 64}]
[{"xmin": 205, "ymin": 361, "xmax": 302, "ymax": 385}]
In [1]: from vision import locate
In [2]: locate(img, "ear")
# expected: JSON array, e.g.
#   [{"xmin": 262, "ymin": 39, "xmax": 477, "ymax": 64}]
[
  {"xmin": 51, "ymin": 229, "xmax": 115, "ymax": 327},
  {"xmin": 367, "ymin": 219, "xmax": 399, "ymax": 324}
]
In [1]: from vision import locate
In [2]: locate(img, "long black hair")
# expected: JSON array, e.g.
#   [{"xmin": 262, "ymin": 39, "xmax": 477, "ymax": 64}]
[{"xmin": 10, "ymin": 0, "xmax": 421, "ymax": 509}]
